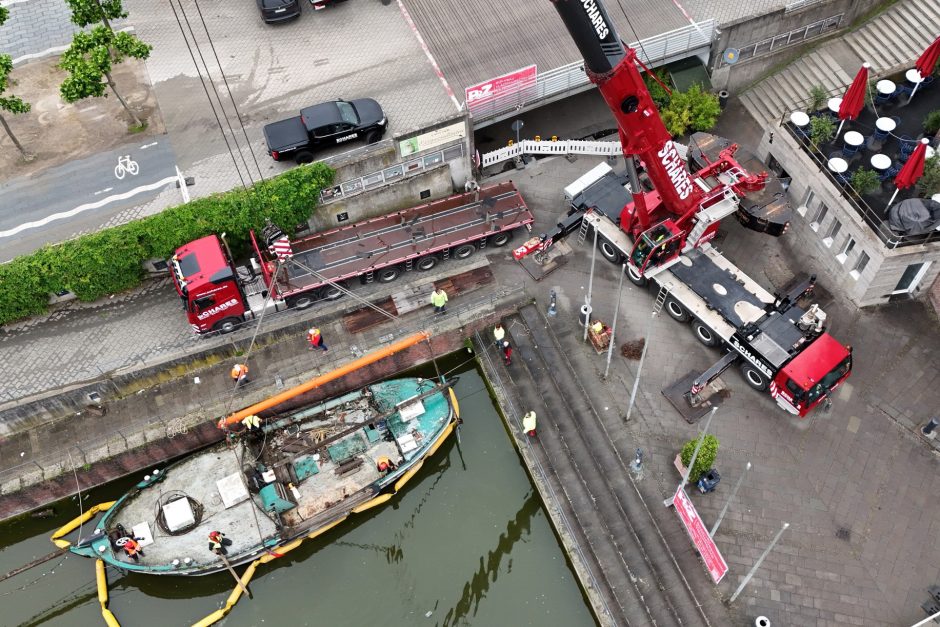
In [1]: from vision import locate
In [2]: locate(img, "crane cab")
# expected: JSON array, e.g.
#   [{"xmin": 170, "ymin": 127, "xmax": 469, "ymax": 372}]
[{"xmin": 629, "ymin": 220, "xmax": 683, "ymax": 277}]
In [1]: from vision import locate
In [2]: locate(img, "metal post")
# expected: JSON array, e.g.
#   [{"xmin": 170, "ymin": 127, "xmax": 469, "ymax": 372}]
[
  {"xmin": 583, "ymin": 227, "xmax": 598, "ymax": 342},
  {"xmin": 626, "ymin": 310, "xmax": 656, "ymax": 420},
  {"xmin": 710, "ymin": 461, "xmax": 751, "ymax": 537},
  {"xmin": 604, "ymin": 263, "xmax": 626, "ymax": 378},
  {"xmin": 729, "ymin": 521, "xmax": 790, "ymax": 603}
]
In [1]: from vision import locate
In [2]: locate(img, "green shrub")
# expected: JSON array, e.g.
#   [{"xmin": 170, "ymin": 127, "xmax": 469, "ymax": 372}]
[
  {"xmin": 808, "ymin": 85, "xmax": 827, "ymax": 112},
  {"xmin": 809, "ymin": 115, "xmax": 835, "ymax": 148},
  {"xmin": 850, "ymin": 168, "xmax": 880, "ymax": 197},
  {"xmin": 661, "ymin": 84, "xmax": 721, "ymax": 137},
  {"xmin": 918, "ymin": 155, "xmax": 940, "ymax": 197},
  {"xmin": 643, "ymin": 69, "xmax": 672, "ymax": 110},
  {"xmin": 0, "ymin": 162, "xmax": 334, "ymax": 326},
  {"xmin": 680, "ymin": 434, "xmax": 719, "ymax": 482},
  {"xmin": 924, "ymin": 110, "xmax": 940, "ymax": 135}
]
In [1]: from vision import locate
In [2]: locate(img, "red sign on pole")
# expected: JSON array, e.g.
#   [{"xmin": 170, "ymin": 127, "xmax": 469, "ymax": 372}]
[
  {"xmin": 672, "ymin": 487, "xmax": 728, "ymax": 583},
  {"xmin": 465, "ymin": 65, "xmax": 537, "ymax": 112}
]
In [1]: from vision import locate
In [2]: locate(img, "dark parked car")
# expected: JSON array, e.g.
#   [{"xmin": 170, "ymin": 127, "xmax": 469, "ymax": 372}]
[
  {"xmin": 263, "ymin": 99, "xmax": 388, "ymax": 163},
  {"xmin": 257, "ymin": 0, "xmax": 301, "ymax": 23}
]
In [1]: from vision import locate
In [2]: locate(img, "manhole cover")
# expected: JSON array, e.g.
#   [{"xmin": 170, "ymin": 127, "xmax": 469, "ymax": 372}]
[{"xmin": 836, "ymin": 527, "xmax": 851, "ymax": 541}]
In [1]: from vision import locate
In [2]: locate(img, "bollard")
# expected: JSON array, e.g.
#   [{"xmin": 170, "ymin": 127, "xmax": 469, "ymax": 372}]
[
  {"xmin": 634, "ymin": 448, "xmax": 643, "ymax": 468},
  {"xmin": 579, "ymin": 304, "xmax": 592, "ymax": 326},
  {"xmin": 548, "ymin": 289, "xmax": 557, "ymax": 317}
]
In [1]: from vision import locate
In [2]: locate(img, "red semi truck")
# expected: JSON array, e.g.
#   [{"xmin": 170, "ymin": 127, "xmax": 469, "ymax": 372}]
[{"xmin": 170, "ymin": 181, "xmax": 533, "ymax": 334}]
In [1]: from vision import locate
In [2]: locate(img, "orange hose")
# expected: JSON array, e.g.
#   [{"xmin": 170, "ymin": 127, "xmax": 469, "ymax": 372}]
[{"xmin": 218, "ymin": 332, "xmax": 430, "ymax": 428}]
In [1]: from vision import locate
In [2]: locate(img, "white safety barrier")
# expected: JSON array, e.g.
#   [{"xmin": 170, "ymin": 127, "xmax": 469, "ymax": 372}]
[{"xmin": 480, "ymin": 140, "xmax": 622, "ymax": 168}]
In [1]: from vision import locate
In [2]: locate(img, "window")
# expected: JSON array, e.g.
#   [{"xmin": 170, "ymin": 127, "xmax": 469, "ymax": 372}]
[
  {"xmin": 850, "ymin": 251, "xmax": 870, "ymax": 280},
  {"xmin": 823, "ymin": 219, "xmax": 841, "ymax": 247},
  {"xmin": 836, "ymin": 237, "xmax": 855, "ymax": 263},
  {"xmin": 798, "ymin": 189, "xmax": 816, "ymax": 217},
  {"xmin": 810, "ymin": 203, "xmax": 828, "ymax": 231},
  {"xmin": 336, "ymin": 101, "xmax": 359, "ymax": 125}
]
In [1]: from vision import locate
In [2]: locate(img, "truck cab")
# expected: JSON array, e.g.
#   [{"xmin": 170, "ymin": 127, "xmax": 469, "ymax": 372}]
[
  {"xmin": 772, "ymin": 336, "xmax": 852, "ymax": 416},
  {"xmin": 170, "ymin": 235, "xmax": 248, "ymax": 334}
]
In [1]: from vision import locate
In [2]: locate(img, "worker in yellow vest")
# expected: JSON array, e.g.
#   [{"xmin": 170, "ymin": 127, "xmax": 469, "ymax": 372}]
[{"xmin": 431, "ymin": 288, "xmax": 449, "ymax": 314}]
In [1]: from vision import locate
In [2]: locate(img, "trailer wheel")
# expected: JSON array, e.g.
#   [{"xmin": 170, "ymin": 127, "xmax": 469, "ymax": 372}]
[
  {"xmin": 295, "ymin": 151, "xmax": 314, "ymax": 165},
  {"xmin": 664, "ymin": 296, "xmax": 690, "ymax": 323},
  {"xmin": 626, "ymin": 264, "xmax": 647, "ymax": 287},
  {"xmin": 453, "ymin": 244, "xmax": 475, "ymax": 259},
  {"xmin": 740, "ymin": 363, "xmax": 769, "ymax": 391},
  {"xmin": 213, "ymin": 317, "xmax": 241, "ymax": 334},
  {"xmin": 692, "ymin": 321, "xmax": 719, "ymax": 347},
  {"xmin": 415, "ymin": 255, "xmax": 438, "ymax": 271},
  {"xmin": 286, "ymin": 294, "xmax": 315, "ymax": 310},
  {"xmin": 598, "ymin": 236, "xmax": 622, "ymax": 264},
  {"xmin": 376, "ymin": 266, "xmax": 401, "ymax": 283},
  {"xmin": 319, "ymin": 282, "xmax": 346, "ymax": 301},
  {"xmin": 491, "ymin": 231, "xmax": 513, "ymax": 247}
]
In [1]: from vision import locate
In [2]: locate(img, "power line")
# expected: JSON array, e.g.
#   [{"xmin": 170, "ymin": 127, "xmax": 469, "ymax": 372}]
[
  {"xmin": 167, "ymin": 0, "xmax": 249, "ymax": 189},
  {"xmin": 190, "ymin": 0, "xmax": 265, "ymax": 183}
]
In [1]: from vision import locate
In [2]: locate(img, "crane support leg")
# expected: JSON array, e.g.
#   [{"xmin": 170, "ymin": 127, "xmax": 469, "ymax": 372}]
[{"xmin": 662, "ymin": 352, "xmax": 736, "ymax": 424}]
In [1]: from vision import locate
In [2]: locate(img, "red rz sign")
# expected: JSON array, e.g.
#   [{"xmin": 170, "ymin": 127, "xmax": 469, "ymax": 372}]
[
  {"xmin": 465, "ymin": 65, "xmax": 537, "ymax": 111},
  {"xmin": 673, "ymin": 487, "xmax": 728, "ymax": 583}
]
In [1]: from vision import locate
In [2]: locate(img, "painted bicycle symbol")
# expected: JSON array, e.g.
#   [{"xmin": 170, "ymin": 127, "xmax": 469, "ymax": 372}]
[{"xmin": 114, "ymin": 155, "xmax": 140, "ymax": 180}]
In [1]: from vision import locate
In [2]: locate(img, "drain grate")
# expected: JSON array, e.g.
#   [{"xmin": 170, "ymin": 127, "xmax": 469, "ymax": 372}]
[{"xmin": 836, "ymin": 527, "xmax": 851, "ymax": 541}]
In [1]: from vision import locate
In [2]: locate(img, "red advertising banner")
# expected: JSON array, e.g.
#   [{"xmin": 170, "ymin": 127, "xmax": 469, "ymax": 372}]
[
  {"xmin": 465, "ymin": 65, "xmax": 537, "ymax": 111},
  {"xmin": 673, "ymin": 487, "xmax": 728, "ymax": 583}
]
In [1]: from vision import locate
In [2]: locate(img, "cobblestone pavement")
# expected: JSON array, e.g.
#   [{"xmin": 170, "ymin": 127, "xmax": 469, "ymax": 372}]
[
  {"xmin": 0, "ymin": 0, "xmax": 127, "ymax": 64},
  {"xmin": 494, "ymin": 148, "xmax": 940, "ymax": 626}
]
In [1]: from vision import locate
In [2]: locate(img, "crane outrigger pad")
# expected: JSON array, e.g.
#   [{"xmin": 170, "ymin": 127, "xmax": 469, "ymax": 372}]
[
  {"xmin": 517, "ymin": 239, "xmax": 572, "ymax": 281},
  {"xmin": 662, "ymin": 370, "xmax": 730, "ymax": 424}
]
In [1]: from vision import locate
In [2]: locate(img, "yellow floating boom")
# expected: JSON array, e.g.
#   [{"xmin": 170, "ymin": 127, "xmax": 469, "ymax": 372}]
[{"xmin": 50, "ymin": 501, "xmax": 116, "ymax": 549}]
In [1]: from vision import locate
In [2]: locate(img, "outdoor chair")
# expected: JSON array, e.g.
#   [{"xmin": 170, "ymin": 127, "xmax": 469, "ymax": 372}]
[
  {"xmin": 879, "ymin": 165, "xmax": 901, "ymax": 182},
  {"xmin": 899, "ymin": 136, "xmax": 918, "ymax": 159},
  {"xmin": 921, "ymin": 76, "xmax": 935, "ymax": 92},
  {"xmin": 897, "ymin": 84, "xmax": 916, "ymax": 99},
  {"xmin": 842, "ymin": 143, "xmax": 860, "ymax": 158},
  {"xmin": 875, "ymin": 90, "xmax": 896, "ymax": 105}
]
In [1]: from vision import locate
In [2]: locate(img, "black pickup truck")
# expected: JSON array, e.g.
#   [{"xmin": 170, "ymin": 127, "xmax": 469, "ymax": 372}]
[{"xmin": 263, "ymin": 99, "xmax": 388, "ymax": 163}]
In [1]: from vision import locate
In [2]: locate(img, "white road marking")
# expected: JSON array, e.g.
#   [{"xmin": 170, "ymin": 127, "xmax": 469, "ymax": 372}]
[
  {"xmin": 94, "ymin": 187, "xmax": 114, "ymax": 195},
  {"xmin": 0, "ymin": 176, "xmax": 177, "ymax": 238},
  {"xmin": 140, "ymin": 142, "xmax": 158, "ymax": 149}
]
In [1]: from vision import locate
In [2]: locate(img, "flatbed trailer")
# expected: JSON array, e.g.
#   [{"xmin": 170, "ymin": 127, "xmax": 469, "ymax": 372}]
[{"xmin": 253, "ymin": 181, "xmax": 534, "ymax": 308}]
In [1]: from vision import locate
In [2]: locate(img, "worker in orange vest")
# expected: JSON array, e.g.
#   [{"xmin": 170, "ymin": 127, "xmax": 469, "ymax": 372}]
[
  {"xmin": 306, "ymin": 328, "xmax": 328, "ymax": 352},
  {"xmin": 376, "ymin": 456, "xmax": 398, "ymax": 474},
  {"xmin": 208, "ymin": 530, "xmax": 233, "ymax": 555},
  {"xmin": 122, "ymin": 537, "xmax": 145, "ymax": 561},
  {"xmin": 230, "ymin": 363, "xmax": 249, "ymax": 387}
]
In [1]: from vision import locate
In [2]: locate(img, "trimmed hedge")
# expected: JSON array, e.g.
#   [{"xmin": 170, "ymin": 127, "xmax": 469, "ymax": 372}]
[{"xmin": 0, "ymin": 162, "xmax": 334, "ymax": 325}]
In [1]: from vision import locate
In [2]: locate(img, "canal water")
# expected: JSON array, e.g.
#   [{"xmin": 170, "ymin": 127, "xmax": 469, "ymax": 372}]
[{"xmin": 0, "ymin": 361, "xmax": 595, "ymax": 627}]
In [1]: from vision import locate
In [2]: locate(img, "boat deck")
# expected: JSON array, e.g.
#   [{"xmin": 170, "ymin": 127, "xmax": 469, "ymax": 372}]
[{"xmin": 110, "ymin": 447, "xmax": 278, "ymax": 571}]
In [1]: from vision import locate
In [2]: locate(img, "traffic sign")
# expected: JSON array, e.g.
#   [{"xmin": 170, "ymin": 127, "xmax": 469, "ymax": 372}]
[{"xmin": 673, "ymin": 487, "xmax": 728, "ymax": 583}]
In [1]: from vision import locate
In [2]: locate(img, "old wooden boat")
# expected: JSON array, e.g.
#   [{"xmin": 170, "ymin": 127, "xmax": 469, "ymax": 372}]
[{"xmin": 67, "ymin": 376, "xmax": 459, "ymax": 575}]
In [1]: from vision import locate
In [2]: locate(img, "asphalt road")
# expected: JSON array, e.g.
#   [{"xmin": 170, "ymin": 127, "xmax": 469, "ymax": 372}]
[{"xmin": 0, "ymin": 137, "xmax": 181, "ymax": 261}]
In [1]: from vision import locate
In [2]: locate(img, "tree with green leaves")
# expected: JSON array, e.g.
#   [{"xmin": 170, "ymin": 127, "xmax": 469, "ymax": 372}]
[
  {"xmin": 660, "ymin": 84, "xmax": 721, "ymax": 137},
  {"xmin": 808, "ymin": 85, "xmax": 827, "ymax": 112},
  {"xmin": 59, "ymin": 26, "xmax": 151, "ymax": 127},
  {"xmin": 849, "ymin": 167, "xmax": 880, "ymax": 197},
  {"xmin": 808, "ymin": 115, "xmax": 835, "ymax": 149},
  {"xmin": 680, "ymin": 434, "xmax": 719, "ymax": 483},
  {"xmin": 65, "ymin": 0, "xmax": 127, "ymax": 31},
  {"xmin": 0, "ymin": 8, "xmax": 32, "ymax": 158}
]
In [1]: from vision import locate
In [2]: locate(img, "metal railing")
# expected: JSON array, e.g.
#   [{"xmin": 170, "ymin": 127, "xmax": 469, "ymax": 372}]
[
  {"xmin": 480, "ymin": 139, "xmax": 622, "ymax": 168},
  {"xmin": 319, "ymin": 142, "xmax": 466, "ymax": 205},
  {"xmin": 780, "ymin": 113, "xmax": 940, "ymax": 249},
  {"xmin": 467, "ymin": 20, "xmax": 716, "ymax": 124}
]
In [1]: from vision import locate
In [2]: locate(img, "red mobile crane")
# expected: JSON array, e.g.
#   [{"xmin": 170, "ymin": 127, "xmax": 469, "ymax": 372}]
[{"xmin": 516, "ymin": 0, "xmax": 852, "ymax": 417}]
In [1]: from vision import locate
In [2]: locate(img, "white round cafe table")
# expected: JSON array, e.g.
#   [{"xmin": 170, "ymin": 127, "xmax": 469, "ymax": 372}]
[
  {"xmin": 876, "ymin": 80, "xmax": 896, "ymax": 95},
  {"xmin": 828, "ymin": 157, "xmax": 848, "ymax": 174},
  {"xmin": 828, "ymin": 97, "xmax": 843, "ymax": 113},
  {"xmin": 927, "ymin": 145, "xmax": 936, "ymax": 160},
  {"xmin": 906, "ymin": 68, "xmax": 925, "ymax": 84},
  {"xmin": 933, "ymin": 194, "xmax": 940, "ymax": 203},
  {"xmin": 875, "ymin": 117, "xmax": 896, "ymax": 132},
  {"xmin": 790, "ymin": 111, "xmax": 810, "ymax": 127},
  {"xmin": 844, "ymin": 131, "xmax": 864, "ymax": 147},
  {"xmin": 870, "ymin": 154, "xmax": 891, "ymax": 170}
]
